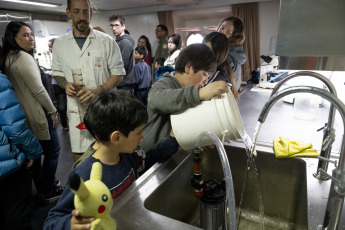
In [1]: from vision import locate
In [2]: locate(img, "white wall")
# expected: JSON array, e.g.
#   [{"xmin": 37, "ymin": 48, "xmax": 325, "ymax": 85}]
[
  {"xmin": 258, "ymin": 0, "xmax": 280, "ymax": 57},
  {"xmin": 31, "ymin": 1, "xmax": 281, "ymax": 59},
  {"xmin": 90, "ymin": 12, "xmax": 160, "ymax": 53}
]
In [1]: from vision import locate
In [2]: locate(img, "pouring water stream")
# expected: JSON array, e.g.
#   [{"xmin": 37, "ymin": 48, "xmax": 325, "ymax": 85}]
[{"xmin": 237, "ymin": 122, "xmax": 265, "ymax": 230}]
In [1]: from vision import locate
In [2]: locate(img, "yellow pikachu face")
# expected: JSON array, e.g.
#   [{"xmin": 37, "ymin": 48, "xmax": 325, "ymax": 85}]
[{"xmin": 69, "ymin": 162, "xmax": 113, "ymax": 218}]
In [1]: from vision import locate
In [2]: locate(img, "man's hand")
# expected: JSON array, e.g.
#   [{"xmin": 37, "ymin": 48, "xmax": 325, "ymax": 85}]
[
  {"xmin": 66, "ymin": 82, "xmax": 77, "ymax": 98},
  {"xmin": 70, "ymin": 209, "xmax": 94, "ymax": 230},
  {"xmin": 199, "ymin": 81, "xmax": 229, "ymax": 101}
]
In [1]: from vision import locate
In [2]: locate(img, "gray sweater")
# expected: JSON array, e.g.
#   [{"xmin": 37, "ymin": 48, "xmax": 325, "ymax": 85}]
[
  {"xmin": 116, "ymin": 34, "xmax": 135, "ymax": 88},
  {"xmin": 141, "ymin": 73, "xmax": 201, "ymax": 151},
  {"xmin": 227, "ymin": 45, "xmax": 247, "ymax": 90}
]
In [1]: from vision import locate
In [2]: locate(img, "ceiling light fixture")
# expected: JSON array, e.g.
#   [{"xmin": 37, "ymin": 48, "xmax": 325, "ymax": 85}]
[{"xmin": 1, "ymin": 0, "xmax": 61, "ymax": 7}]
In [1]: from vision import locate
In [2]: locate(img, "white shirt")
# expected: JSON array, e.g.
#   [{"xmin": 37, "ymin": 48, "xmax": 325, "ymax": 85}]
[
  {"xmin": 164, "ymin": 49, "xmax": 181, "ymax": 69},
  {"xmin": 52, "ymin": 28, "xmax": 125, "ymax": 152}
]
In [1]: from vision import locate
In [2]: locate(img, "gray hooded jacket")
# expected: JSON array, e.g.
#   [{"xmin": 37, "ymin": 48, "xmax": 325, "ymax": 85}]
[
  {"xmin": 227, "ymin": 45, "xmax": 247, "ymax": 90},
  {"xmin": 116, "ymin": 34, "xmax": 136, "ymax": 88}
]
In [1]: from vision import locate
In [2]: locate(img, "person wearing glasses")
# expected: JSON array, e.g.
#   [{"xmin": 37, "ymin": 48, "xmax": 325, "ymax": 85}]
[
  {"xmin": 50, "ymin": 0, "xmax": 125, "ymax": 161},
  {"xmin": 153, "ymin": 24, "xmax": 169, "ymax": 72},
  {"xmin": 109, "ymin": 14, "xmax": 136, "ymax": 94}
]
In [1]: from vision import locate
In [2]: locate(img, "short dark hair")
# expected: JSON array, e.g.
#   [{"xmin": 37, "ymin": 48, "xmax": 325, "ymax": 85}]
[
  {"xmin": 157, "ymin": 24, "xmax": 168, "ymax": 34},
  {"xmin": 174, "ymin": 43, "xmax": 217, "ymax": 75},
  {"xmin": 168, "ymin": 34, "xmax": 182, "ymax": 55},
  {"xmin": 135, "ymin": 46, "xmax": 148, "ymax": 59},
  {"xmin": 109, "ymin": 14, "xmax": 125, "ymax": 25},
  {"xmin": 155, "ymin": 57, "xmax": 166, "ymax": 66},
  {"xmin": 67, "ymin": 0, "xmax": 91, "ymax": 10},
  {"xmin": 48, "ymin": 38, "xmax": 56, "ymax": 45},
  {"xmin": 84, "ymin": 89, "xmax": 148, "ymax": 142}
]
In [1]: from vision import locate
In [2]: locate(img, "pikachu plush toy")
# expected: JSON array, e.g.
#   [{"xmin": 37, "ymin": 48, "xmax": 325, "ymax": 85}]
[{"xmin": 69, "ymin": 162, "xmax": 117, "ymax": 230}]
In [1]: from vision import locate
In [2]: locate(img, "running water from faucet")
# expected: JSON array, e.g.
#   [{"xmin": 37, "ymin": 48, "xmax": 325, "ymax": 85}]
[{"xmin": 237, "ymin": 127, "xmax": 265, "ymax": 230}]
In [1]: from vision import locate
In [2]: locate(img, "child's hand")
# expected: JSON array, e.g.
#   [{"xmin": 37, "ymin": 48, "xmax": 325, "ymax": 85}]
[
  {"xmin": 199, "ymin": 81, "xmax": 229, "ymax": 101},
  {"xmin": 70, "ymin": 209, "xmax": 94, "ymax": 230},
  {"xmin": 170, "ymin": 129, "xmax": 175, "ymax": 137}
]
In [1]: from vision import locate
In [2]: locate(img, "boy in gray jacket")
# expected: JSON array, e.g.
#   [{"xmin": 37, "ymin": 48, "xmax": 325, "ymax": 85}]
[{"xmin": 141, "ymin": 43, "xmax": 230, "ymax": 151}]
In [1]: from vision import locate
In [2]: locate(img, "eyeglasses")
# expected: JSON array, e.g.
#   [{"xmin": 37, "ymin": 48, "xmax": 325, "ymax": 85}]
[
  {"xmin": 109, "ymin": 24, "xmax": 121, "ymax": 28},
  {"xmin": 155, "ymin": 30, "xmax": 163, "ymax": 33}
]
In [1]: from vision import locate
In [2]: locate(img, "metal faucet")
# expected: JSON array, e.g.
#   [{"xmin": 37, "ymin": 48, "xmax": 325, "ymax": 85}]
[
  {"xmin": 258, "ymin": 86, "xmax": 345, "ymax": 230},
  {"xmin": 270, "ymin": 71, "xmax": 337, "ymax": 180},
  {"xmin": 194, "ymin": 131, "xmax": 237, "ymax": 230}
]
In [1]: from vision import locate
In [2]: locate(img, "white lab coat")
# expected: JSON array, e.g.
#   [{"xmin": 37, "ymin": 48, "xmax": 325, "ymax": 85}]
[{"xmin": 52, "ymin": 28, "xmax": 125, "ymax": 153}]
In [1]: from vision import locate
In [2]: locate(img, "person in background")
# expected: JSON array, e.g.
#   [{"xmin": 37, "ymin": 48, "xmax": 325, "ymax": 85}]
[
  {"xmin": 133, "ymin": 46, "xmax": 151, "ymax": 106},
  {"xmin": 137, "ymin": 35, "xmax": 152, "ymax": 67},
  {"xmin": 44, "ymin": 90, "xmax": 179, "ymax": 230},
  {"xmin": 0, "ymin": 71, "xmax": 42, "ymax": 230},
  {"xmin": 155, "ymin": 57, "xmax": 165, "ymax": 71},
  {"xmin": 52, "ymin": 0, "xmax": 125, "ymax": 161},
  {"xmin": 109, "ymin": 14, "xmax": 136, "ymax": 94},
  {"xmin": 124, "ymin": 29, "xmax": 130, "ymax": 35},
  {"xmin": 164, "ymin": 33, "xmax": 182, "ymax": 68},
  {"xmin": 154, "ymin": 57, "xmax": 174, "ymax": 82},
  {"xmin": 141, "ymin": 43, "xmax": 229, "ymax": 151},
  {"xmin": 0, "ymin": 21, "xmax": 63, "ymax": 202},
  {"xmin": 203, "ymin": 32, "xmax": 239, "ymax": 99},
  {"xmin": 153, "ymin": 24, "xmax": 169, "ymax": 70},
  {"xmin": 217, "ymin": 16, "xmax": 247, "ymax": 91},
  {"xmin": 48, "ymin": 38, "xmax": 69, "ymax": 131}
]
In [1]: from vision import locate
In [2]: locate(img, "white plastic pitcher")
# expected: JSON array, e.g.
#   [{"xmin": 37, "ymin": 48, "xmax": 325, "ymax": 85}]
[{"xmin": 171, "ymin": 91, "xmax": 245, "ymax": 150}]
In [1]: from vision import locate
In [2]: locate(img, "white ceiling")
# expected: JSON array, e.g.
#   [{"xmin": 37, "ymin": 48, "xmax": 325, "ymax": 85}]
[{"xmin": 0, "ymin": 0, "xmax": 271, "ymax": 17}]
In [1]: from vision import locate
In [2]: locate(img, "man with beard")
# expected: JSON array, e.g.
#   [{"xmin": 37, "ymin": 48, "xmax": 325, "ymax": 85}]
[
  {"xmin": 109, "ymin": 14, "xmax": 135, "ymax": 94},
  {"xmin": 51, "ymin": 0, "xmax": 125, "ymax": 161}
]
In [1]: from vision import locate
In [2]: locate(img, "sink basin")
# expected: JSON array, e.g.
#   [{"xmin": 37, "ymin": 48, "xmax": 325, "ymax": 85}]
[
  {"xmin": 144, "ymin": 144, "xmax": 308, "ymax": 230},
  {"xmin": 111, "ymin": 141, "xmax": 345, "ymax": 230}
]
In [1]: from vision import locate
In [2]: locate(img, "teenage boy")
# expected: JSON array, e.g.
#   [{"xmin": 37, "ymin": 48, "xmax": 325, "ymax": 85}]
[
  {"xmin": 44, "ymin": 90, "xmax": 179, "ymax": 230},
  {"xmin": 109, "ymin": 14, "xmax": 136, "ymax": 94},
  {"xmin": 141, "ymin": 43, "xmax": 229, "ymax": 151},
  {"xmin": 134, "ymin": 46, "xmax": 151, "ymax": 106}
]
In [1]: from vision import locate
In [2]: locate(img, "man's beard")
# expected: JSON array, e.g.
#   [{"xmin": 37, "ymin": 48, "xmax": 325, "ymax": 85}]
[{"xmin": 74, "ymin": 20, "xmax": 89, "ymax": 33}]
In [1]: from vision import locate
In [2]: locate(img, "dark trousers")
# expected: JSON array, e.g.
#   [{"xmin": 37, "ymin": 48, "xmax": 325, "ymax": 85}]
[
  {"xmin": 53, "ymin": 84, "xmax": 68, "ymax": 128},
  {"xmin": 0, "ymin": 166, "xmax": 32, "ymax": 230},
  {"xmin": 32, "ymin": 114, "xmax": 60, "ymax": 193},
  {"xmin": 134, "ymin": 88, "xmax": 150, "ymax": 107}
]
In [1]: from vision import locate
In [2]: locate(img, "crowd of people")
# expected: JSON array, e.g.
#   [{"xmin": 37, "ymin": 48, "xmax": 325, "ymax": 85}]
[{"xmin": 0, "ymin": 0, "xmax": 247, "ymax": 229}]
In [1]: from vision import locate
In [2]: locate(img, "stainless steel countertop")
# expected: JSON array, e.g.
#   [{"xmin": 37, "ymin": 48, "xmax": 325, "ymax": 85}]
[
  {"xmin": 110, "ymin": 85, "xmax": 345, "ymax": 229},
  {"xmin": 237, "ymin": 85, "xmax": 343, "ymax": 155}
]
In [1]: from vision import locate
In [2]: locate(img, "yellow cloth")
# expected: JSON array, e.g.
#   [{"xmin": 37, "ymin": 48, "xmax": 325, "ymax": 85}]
[{"xmin": 273, "ymin": 136, "xmax": 320, "ymax": 158}]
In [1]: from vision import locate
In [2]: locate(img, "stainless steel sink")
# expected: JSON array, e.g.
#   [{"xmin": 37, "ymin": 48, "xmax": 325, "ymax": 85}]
[
  {"xmin": 111, "ymin": 141, "xmax": 345, "ymax": 230},
  {"xmin": 144, "ymin": 144, "xmax": 308, "ymax": 230}
]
